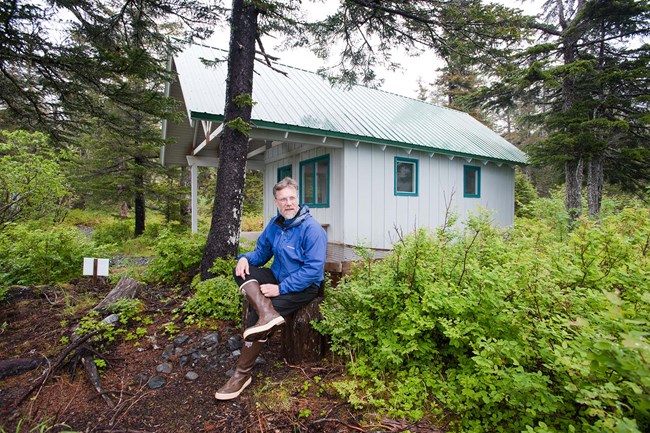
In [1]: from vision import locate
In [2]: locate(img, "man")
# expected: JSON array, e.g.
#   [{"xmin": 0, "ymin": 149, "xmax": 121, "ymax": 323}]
[{"xmin": 215, "ymin": 177, "xmax": 327, "ymax": 400}]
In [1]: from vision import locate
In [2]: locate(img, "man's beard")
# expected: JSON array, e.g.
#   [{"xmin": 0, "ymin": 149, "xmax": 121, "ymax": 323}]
[{"xmin": 281, "ymin": 208, "xmax": 298, "ymax": 220}]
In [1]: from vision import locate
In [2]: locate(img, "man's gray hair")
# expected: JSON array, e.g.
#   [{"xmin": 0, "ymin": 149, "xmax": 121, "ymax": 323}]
[{"xmin": 273, "ymin": 177, "xmax": 299, "ymax": 198}]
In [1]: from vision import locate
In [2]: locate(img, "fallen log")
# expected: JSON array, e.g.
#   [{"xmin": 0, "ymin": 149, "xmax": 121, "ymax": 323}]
[{"xmin": 0, "ymin": 358, "xmax": 45, "ymax": 379}]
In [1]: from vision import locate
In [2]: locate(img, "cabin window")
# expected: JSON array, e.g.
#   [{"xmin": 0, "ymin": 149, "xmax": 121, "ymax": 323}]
[
  {"xmin": 300, "ymin": 155, "xmax": 330, "ymax": 207},
  {"xmin": 277, "ymin": 164, "xmax": 292, "ymax": 181},
  {"xmin": 464, "ymin": 165, "xmax": 481, "ymax": 198},
  {"xmin": 394, "ymin": 157, "xmax": 418, "ymax": 196}
]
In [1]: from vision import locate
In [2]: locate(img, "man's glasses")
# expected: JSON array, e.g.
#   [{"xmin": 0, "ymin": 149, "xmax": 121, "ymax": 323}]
[{"xmin": 276, "ymin": 196, "xmax": 298, "ymax": 204}]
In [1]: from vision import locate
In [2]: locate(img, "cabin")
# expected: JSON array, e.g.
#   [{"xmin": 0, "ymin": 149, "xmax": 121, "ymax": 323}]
[{"xmin": 161, "ymin": 43, "xmax": 527, "ymax": 272}]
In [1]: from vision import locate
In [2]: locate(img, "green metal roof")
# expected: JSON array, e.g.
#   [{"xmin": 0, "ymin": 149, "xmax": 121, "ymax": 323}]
[{"xmin": 172, "ymin": 43, "xmax": 527, "ymax": 164}]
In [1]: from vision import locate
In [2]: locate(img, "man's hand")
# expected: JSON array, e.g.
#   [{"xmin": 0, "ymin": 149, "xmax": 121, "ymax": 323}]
[
  {"xmin": 235, "ymin": 257, "xmax": 250, "ymax": 278},
  {"xmin": 260, "ymin": 283, "xmax": 280, "ymax": 297}
]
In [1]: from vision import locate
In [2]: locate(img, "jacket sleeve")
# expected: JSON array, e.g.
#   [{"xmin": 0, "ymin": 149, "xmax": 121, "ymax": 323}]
[
  {"xmin": 240, "ymin": 221, "xmax": 274, "ymax": 267},
  {"xmin": 278, "ymin": 222, "xmax": 327, "ymax": 294}
]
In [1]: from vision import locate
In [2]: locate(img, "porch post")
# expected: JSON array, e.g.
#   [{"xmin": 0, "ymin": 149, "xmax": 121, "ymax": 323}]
[{"xmin": 191, "ymin": 163, "xmax": 198, "ymax": 233}]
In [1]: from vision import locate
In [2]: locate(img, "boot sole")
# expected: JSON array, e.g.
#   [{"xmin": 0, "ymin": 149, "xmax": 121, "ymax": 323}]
[
  {"xmin": 243, "ymin": 316, "xmax": 285, "ymax": 342},
  {"xmin": 214, "ymin": 376, "xmax": 252, "ymax": 400}
]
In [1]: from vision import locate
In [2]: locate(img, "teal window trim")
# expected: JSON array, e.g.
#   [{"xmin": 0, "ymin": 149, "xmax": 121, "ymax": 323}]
[
  {"xmin": 277, "ymin": 164, "xmax": 292, "ymax": 182},
  {"xmin": 464, "ymin": 165, "xmax": 481, "ymax": 198},
  {"xmin": 299, "ymin": 154, "xmax": 330, "ymax": 208},
  {"xmin": 394, "ymin": 156, "xmax": 419, "ymax": 196}
]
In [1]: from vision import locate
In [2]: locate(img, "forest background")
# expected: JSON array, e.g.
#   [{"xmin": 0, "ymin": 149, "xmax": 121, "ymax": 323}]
[{"xmin": 0, "ymin": 0, "xmax": 649, "ymax": 432}]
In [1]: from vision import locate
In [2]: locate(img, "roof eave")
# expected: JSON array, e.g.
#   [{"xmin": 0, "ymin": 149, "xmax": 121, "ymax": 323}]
[{"xmin": 189, "ymin": 111, "xmax": 528, "ymax": 166}]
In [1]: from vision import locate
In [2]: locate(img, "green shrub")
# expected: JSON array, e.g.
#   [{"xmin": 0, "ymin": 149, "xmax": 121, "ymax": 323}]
[
  {"xmin": 241, "ymin": 213, "xmax": 263, "ymax": 231},
  {"xmin": 144, "ymin": 229, "xmax": 205, "ymax": 283},
  {"xmin": 0, "ymin": 224, "xmax": 96, "ymax": 286},
  {"xmin": 92, "ymin": 219, "xmax": 133, "ymax": 246},
  {"xmin": 183, "ymin": 257, "xmax": 242, "ymax": 323},
  {"xmin": 316, "ymin": 202, "xmax": 650, "ymax": 433}
]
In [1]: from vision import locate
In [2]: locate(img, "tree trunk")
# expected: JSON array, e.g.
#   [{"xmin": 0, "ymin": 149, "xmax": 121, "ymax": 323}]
[
  {"xmin": 560, "ymin": 4, "xmax": 583, "ymax": 221},
  {"xmin": 134, "ymin": 156, "xmax": 145, "ymax": 237},
  {"xmin": 587, "ymin": 155, "xmax": 604, "ymax": 219},
  {"xmin": 200, "ymin": 0, "xmax": 259, "ymax": 279},
  {"xmin": 280, "ymin": 297, "xmax": 328, "ymax": 363},
  {"xmin": 565, "ymin": 158, "xmax": 583, "ymax": 220}
]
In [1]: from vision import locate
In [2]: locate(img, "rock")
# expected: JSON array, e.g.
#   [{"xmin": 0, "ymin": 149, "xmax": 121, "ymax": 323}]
[
  {"xmin": 101, "ymin": 314, "xmax": 120, "ymax": 325},
  {"xmin": 179, "ymin": 355, "xmax": 190, "ymax": 368},
  {"xmin": 231, "ymin": 349, "xmax": 241, "ymax": 358},
  {"xmin": 202, "ymin": 332, "xmax": 219, "ymax": 346},
  {"xmin": 185, "ymin": 371, "xmax": 199, "ymax": 381},
  {"xmin": 147, "ymin": 376, "xmax": 166, "ymax": 389},
  {"xmin": 156, "ymin": 362, "xmax": 172, "ymax": 374},
  {"xmin": 173, "ymin": 334, "xmax": 190, "ymax": 346},
  {"xmin": 254, "ymin": 356, "xmax": 266, "ymax": 366},
  {"xmin": 227, "ymin": 335, "xmax": 243, "ymax": 351},
  {"xmin": 161, "ymin": 344, "xmax": 174, "ymax": 360}
]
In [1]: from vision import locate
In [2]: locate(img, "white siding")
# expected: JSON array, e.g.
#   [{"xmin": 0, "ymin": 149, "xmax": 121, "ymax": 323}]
[{"xmin": 342, "ymin": 143, "xmax": 515, "ymax": 249}]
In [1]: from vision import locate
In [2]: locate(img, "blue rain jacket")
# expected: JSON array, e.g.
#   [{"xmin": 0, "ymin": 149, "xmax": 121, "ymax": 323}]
[{"xmin": 241, "ymin": 206, "xmax": 327, "ymax": 294}]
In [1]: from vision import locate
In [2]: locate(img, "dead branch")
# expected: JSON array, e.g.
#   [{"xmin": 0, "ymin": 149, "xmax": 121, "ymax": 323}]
[
  {"xmin": 81, "ymin": 354, "xmax": 115, "ymax": 408},
  {"xmin": 3, "ymin": 330, "xmax": 100, "ymax": 414}
]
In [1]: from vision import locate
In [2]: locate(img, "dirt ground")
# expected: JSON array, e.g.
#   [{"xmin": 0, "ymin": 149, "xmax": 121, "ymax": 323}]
[{"xmin": 0, "ymin": 279, "xmax": 444, "ymax": 433}]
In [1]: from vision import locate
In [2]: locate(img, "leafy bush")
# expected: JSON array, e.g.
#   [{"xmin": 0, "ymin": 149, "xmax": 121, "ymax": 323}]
[
  {"xmin": 241, "ymin": 213, "xmax": 263, "ymax": 231},
  {"xmin": 92, "ymin": 219, "xmax": 133, "ymax": 246},
  {"xmin": 76, "ymin": 298, "xmax": 150, "ymax": 347},
  {"xmin": 0, "ymin": 224, "xmax": 96, "ymax": 286},
  {"xmin": 0, "ymin": 130, "xmax": 71, "ymax": 229},
  {"xmin": 145, "ymin": 228, "xmax": 205, "ymax": 283},
  {"xmin": 316, "ymin": 202, "xmax": 650, "ymax": 432},
  {"xmin": 183, "ymin": 257, "xmax": 242, "ymax": 323}
]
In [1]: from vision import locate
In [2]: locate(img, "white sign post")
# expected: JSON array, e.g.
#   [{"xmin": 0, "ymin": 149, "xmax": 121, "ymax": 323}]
[{"xmin": 83, "ymin": 257, "xmax": 110, "ymax": 284}]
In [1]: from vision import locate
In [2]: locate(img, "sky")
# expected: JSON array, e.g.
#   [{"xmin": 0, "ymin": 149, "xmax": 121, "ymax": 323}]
[{"xmin": 208, "ymin": 1, "xmax": 544, "ymax": 99}]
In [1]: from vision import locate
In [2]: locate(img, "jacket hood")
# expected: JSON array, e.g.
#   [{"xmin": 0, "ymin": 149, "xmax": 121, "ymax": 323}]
[{"xmin": 274, "ymin": 205, "xmax": 311, "ymax": 229}]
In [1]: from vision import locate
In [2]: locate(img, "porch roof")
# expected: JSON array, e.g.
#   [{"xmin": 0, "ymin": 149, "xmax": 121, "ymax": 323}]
[{"xmin": 161, "ymin": 43, "xmax": 527, "ymax": 167}]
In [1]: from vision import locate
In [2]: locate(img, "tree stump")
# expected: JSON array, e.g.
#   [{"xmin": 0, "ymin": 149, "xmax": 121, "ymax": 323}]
[
  {"xmin": 280, "ymin": 296, "xmax": 327, "ymax": 363},
  {"xmin": 93, "ymin": 276, "xmax": 140, "ymax": 311}
]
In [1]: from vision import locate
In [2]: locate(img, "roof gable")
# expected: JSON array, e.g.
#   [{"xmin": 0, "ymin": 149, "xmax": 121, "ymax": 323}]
[{"xmin": 171, "ymin": 43, "xmax": 527, "ymax": 164}]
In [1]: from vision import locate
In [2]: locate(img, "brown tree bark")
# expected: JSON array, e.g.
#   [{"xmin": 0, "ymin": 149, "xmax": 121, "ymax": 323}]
[
  {"xmin": 565, "ymin": 158, "xmax": 583, "ymax": 220},
  {"xmin": 280, "ymin": 297, "xmax": 328, "ymax": 363},
  {"xmin": 134, "ymin": 155, "xmax": 146, "ymax": 237},
  {"xmin": 587, "ymin": 155, "xmax": 604, "ymax": 218},
  {"xmin": 200, "ymin": 0, "xmax": 259, "ymax": 279}
]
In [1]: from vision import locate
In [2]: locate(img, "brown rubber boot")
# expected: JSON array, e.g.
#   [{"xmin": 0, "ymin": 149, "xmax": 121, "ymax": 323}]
[
  {"xmin": 214, "ymin": 340, "xmax": 264, "ymax": 400},
  {"xmin": 240, "ymin": 279, "xmax": 285, "ymax": 342}
]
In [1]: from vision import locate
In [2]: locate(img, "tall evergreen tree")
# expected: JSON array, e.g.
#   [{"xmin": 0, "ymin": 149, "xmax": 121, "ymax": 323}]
[{"xmin": 477, "ymin": 0, "xmax": 650, "ymax": 218}]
